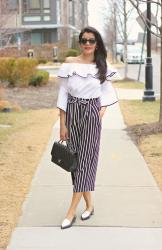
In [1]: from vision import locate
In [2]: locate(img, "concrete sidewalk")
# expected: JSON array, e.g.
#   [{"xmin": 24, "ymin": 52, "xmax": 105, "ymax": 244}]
[{"xmin": 7, "ymin": 101, "xmax": 162, "ymax": 249}]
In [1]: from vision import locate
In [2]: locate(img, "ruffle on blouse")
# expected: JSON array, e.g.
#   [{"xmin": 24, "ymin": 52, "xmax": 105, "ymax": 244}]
[{"xmin": 57, "ymin": 63, "xmax": 117, "ymax": 81}]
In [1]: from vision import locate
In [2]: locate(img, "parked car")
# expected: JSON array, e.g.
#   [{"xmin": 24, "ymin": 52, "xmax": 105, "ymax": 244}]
[
  {"xmin": 120, "ymin": 45, "xmax": 146, "ymax": 64},
  {"xmin": 116, "ymin": 44, "xmax": 123, "ymax": 56}
]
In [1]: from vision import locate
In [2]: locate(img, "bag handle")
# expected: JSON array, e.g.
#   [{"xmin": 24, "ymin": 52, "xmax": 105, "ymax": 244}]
[
  {"xmin": 58, "ymin": 139, "xmax": 73, "ymax": 150},
  {"xmin": 58, "ymin": 139, "xmax": 68, "ymax": 144},
  {"xmin": 58, "ymin": 139, "xmax": 64, "ymax": 144}
]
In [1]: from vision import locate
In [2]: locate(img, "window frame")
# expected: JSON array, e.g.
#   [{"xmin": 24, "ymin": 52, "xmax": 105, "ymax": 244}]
[
  {"xmin": 43, "ymin": 0, "xmax": 50, "ymax": 9},
  {"xmin": 29, "ymin": 0, "xmax": 41, "ymax": 10}
]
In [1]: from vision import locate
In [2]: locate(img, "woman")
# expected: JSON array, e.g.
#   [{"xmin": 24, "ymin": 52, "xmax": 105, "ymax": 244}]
[{"xmin": 57, "ymin": 26, "xmax": 118, "ymax": 229}]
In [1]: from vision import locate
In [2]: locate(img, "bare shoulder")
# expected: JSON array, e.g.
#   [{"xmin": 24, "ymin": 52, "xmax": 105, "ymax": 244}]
[{"xmin": 64, "ymin": 56, "xmax": 80, "ymax": 63}]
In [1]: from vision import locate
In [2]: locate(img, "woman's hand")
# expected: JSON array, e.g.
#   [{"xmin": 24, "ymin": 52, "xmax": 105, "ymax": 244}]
[
  {"xmin": 60, "ymin": 124, "xmax": 69, "ymax": 141},
  {"xmin": 99, "ymin": 107, "xmax": 107, "ymax": 120}
]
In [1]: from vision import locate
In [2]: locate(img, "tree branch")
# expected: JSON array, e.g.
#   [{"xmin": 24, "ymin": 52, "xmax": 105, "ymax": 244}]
[{"xmin": 128, "ymin": 0, "xmax": 162, "ymax": 38}]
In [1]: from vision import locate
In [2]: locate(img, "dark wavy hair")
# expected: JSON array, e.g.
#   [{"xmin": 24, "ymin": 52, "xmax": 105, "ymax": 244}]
[{"xmin": 79, "ymin": 26, "xmax": 107, "ymax": 83}]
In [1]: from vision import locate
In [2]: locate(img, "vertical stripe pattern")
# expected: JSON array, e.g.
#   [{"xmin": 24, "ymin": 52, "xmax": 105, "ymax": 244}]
[{"xmin": 65, "ymin": 94, "xmax": 102, "ymax": 192}]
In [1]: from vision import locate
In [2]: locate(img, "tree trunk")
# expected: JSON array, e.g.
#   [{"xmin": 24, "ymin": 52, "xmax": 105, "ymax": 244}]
[
  {"xmin": 159, "ymin": 3, "xmax": 162, "ymax": 124},
  {"xmin": 123, "ymin": 0, "xmax": 128, "ymax": 79},
  {"xmin": 159, "ymin": 26, "xmax": 162, "ymax": 124},
  {"xmin": 112, "ymin": 2, "xmax": 117, "ymax": 64}
]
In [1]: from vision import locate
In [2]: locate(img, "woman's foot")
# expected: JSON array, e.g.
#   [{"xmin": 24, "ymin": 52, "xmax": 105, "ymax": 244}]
[
  {"xmin": 61, "ymin": 215, "xmax": 76, "ymax": 229},
  {"xmin": 81, "ymin": 206, "xmax": 94, "ymax": 221}
]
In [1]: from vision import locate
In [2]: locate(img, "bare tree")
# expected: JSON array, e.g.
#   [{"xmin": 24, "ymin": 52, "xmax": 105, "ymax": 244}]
[
  {"xmin": 128, "ymin": 0, "xmax": 162, "ymax": 124},
  {"xmin": 0, "ymin": 0, "xmax": 25, "ymax": 48},
  {"xmin": 0, "ymin": 2, "xmax": 14, "ymax": 47},
  {"xmin": 104, "ymin": 0, "xmax": 134, "ymax": 78},
  {"xmin": 104, "ymin": 2, "xmax": 117, "ymax": 64},
  {"xmin": 122, "ymin": 0, "xmax": 128, "ymax": 78}
]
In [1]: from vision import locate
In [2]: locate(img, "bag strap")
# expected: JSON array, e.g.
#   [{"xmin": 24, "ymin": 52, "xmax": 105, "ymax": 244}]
[{"xmin": 58, "ymin": 139, "xmax": 74, "ymax": 151}]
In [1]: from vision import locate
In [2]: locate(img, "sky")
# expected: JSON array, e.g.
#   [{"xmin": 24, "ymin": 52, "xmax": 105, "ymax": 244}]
[{"xmin": 88, "ymin": 0, "xmax": 160, "ymax": 41}]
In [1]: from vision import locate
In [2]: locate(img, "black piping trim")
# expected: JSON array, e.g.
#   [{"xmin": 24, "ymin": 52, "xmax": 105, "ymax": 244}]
[
  {"xmin": 58, "ymin": 71, "xmax": 117, "ymax": 80},
  {"xmin": 101, "ymin": 100, "xmax": 118, "ymax": 107}
]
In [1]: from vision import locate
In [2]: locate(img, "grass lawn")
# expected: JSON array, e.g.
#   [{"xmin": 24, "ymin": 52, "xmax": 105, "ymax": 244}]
[
  {"xmin": 139, "ymin": 133, "xmax": 162, "ymax": 190},
  {"xmin": 119, "ymin": 100, "xmax": 160, "ymax": 125},
  {"xmin": 0, "ymin": 109, "xmax": 59, "ymax": 249},
  {"xmin": 119, "ymin": 100, "xmax": 162, "ymax": 191},
  {"xmin": 113, "ymin": 80, "xmax": 144, "ymax": 89}
]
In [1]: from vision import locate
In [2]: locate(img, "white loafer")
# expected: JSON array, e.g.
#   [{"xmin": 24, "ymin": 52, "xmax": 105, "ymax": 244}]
[
  {"xmin": 81, "ymin": 208, "xmax": 94, "ymax": 221},
  {"xmin": 61, "ymin": 216, "xmax": 76, "ymax": 229}
]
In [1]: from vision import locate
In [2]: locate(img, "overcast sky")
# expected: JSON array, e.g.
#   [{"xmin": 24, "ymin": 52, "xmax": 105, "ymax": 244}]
[{"xmin": 88, "ymin": 0, "xmax": 159, "ymax": 41}]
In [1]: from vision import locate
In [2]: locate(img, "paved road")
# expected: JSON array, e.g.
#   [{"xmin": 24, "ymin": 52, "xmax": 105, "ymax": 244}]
[
  {"xmin": 7, "ymin": 99, "xmax": 162, "ymax": 250},
  {"xmin": 117, "ymin": 51, "xmax": 160, "ymax": 97}
]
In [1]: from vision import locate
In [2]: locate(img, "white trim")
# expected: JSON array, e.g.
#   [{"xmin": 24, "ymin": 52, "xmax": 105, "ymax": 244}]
[
  {"xmin": 24, "ymin": 16, "xmax": 41, "ymax": 22},
  {"xmin": 21, "ymin": 24, "xmax": 63, "ymax": 29},
  {"xmin": 43, "ymin": 16, "xmax": 51, "ymax": 21},
  {"xmin": 20, "ymin": 24, "xmax": 80, "ymax": 31}
]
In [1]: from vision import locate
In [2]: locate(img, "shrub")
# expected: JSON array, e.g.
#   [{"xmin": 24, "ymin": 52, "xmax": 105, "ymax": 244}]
[
  {"xmin": 58, "ymin": 56, "xmax": 66, "ymax": 63},
  {"xmin": 0, "ymin": 100, "xmax": 12, "ymax": 111},
  {"xmin": 0, "ymin": 100, "xmax": 21, "ymax": 112},
  {"xmin": 0, "ymin": 58, "xmax": 15, "ymax": 85},
  {"xmin": 37, "ymin": 57, "xmax": 47, "ymax": 64},
  {"xmin": 29, "ymin": 69, "xmax": 49, "ymax": 86},
  {"xmin": 0, "ymin": 57, "xmax": 38, "ymax": 87},
  {"xmin": 65, "ymin": 49, "xmax": 79, "ymax": 57},
  {"xmin": 0, "ymin": 87, "xmax": 4, "ymax": 100},
  {"xmin": 12, "ymin": 58, "xmax": 38, "ymax": 87}
]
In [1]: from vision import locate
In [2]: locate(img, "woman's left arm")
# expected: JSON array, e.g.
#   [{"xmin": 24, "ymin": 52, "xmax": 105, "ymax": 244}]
[
  {"xmin": 100, "ymin": 80, "xmax": 118, "ymax": 119},
  {"xmin": 99, "ymin": 106, "xmax": 107, "ymax": 119}
]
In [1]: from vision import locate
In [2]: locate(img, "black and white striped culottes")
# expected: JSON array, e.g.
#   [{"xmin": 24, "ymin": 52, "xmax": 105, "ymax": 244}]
[{"xmin": 65, "ymin": 94, "xmax": 102, "ymax": 192}]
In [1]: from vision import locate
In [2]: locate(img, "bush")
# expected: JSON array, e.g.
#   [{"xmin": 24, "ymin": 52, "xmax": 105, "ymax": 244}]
[
  {"xmin": 12, "ymin": 58, "xmax": 38, "ymax": 87},
  {"xmin": 0, "ymin": 57, "xmax": 51, "ymax": 87},
  {"xmin": 58, "ymin": 56, "xmax": 66, "ymax": 63},
  {"xmin": 29, "ymin": 69, "xmax": 49, "ymax": 86},
  {"xmin": 0, "ymin": 100, "xmax": 12, "ymax": 111},
  {"xmin": 37, "ymin": 58, "xmax": 47, "ymax": 64},
  {"xmin": 0, "ymin": 58, "xmax": 15, "ymax": 85},
  {"xmin": 0, "ymin": 87, "xmax": 4, "ymax": 100},
  {"xmin": 0, "ymin": 100, "xmax": 21, "ymax": 112},
  {"xmin": 0, "ymin": 57, "xmax": 38, "ymax": 87},
  {"xmin": 65, "ymin": 49, "xmax": 79, "ymax": 57}
]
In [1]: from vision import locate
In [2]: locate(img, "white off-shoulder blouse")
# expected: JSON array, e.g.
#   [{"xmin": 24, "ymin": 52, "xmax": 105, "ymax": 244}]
[{"xmin": 56, "ymin": 63, "xmax": 118, "ymax": 112}]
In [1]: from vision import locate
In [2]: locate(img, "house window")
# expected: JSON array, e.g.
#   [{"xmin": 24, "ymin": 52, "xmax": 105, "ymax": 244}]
[
  {"xmin": 43, "ymin": 0, "xmax": 50, "ymax": 9},
  {"xmin": 44, "ymin": 9, "xmax": 50, "ymax": 13},
  {"xmin": 29, "ymin": 0, "xmax": 41, "ymax": 9},
  {"xmin": 31, "ymin": 32, "xmax": 42, "ymax": 45},
  {"xmin": 23, "ymin": 0, "xmax": 41, "ymax": 13},
  {"xmin": 43, "ymin": 16, "xmax": 51, "ymax": 21},
  {"xmin": 43, "ymin": 31, "xmax": 52, "ymax": 43},
  {"xmin": 24, "ymin": 16, "xmax": 41, "ymax": 22}
]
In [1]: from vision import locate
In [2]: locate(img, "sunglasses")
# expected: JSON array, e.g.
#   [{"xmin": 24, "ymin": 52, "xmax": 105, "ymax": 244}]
[{"xmin": 80, "ymin": 38, "xmax": 96, "ymax": 45}]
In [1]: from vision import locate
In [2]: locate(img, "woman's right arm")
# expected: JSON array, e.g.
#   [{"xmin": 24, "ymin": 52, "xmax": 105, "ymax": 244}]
[
  {"xmin": 56, "ymin": 77, "xmax": 69, "ymax": 141},
  {"xmin": 59, "ymin": 109, "xmax": 69, "ymax": 141},
  {"xmin": 57, "ymin": 60, "xmax": 73, "ymax": 141}
]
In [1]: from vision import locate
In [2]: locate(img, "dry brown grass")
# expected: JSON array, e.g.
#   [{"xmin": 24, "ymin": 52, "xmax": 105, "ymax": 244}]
[
  {"xmin": 0, "ymin": 109, "xmax": 59, "ymax": 249},
  {"xmin": 113, "ymin": 80, "xmax": 144, "ymax": 89},
  {"xmin": 119, "ymin": 100, "xmax": 162, "ymax": 191},
  {"xmin": 139, "ymin": 134, "xmax": 162, "ymax": 190},
  {"xmin": 119, "ymin": 100, "xmax": 160, "ymax": 125}
]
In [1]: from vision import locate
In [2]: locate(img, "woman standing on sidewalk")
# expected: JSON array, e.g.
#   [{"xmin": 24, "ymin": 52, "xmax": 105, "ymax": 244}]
[{"xmin": 57, "ymin": 26, "xmax": 118, "ymax": 229}]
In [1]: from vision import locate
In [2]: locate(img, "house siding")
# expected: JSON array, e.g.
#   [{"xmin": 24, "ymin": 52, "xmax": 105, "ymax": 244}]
[{"xmin": 0, "ymin": 0, "xmax": 89, "ymax": 46}]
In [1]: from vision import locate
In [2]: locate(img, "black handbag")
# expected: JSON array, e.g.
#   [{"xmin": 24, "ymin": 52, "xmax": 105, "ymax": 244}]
[{"xmin": 51, "ymin": 140, "xmax": 78, "ymax": 172}]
